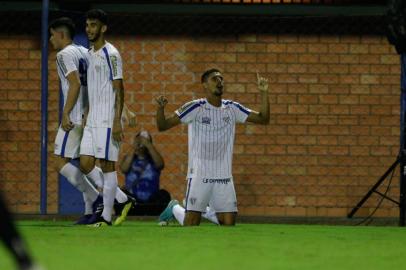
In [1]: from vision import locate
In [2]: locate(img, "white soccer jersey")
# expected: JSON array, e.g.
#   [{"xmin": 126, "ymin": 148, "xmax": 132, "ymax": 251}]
[
  {"xmin": 86, "ymin": 42, "xmax": 123, "ymax": 128},
  {"xmin": 56, "ymin": 44, "xmax": 88, "ymax": 125},
  {"xmin": 175, "ymin": 98, "xmax": 251, "ymax": 179}
]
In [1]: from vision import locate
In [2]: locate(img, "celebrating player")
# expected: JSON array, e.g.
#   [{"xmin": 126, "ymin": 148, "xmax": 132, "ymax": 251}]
[
  {"xmin": 79, "ymin": 9, "xmax": 129, "ymax": 227},
  {"xmin": 49, "ymin": 17, "xmax": 102, "ymax": 224},
  {"xmin": 156, "ymin": 69, "xmax": 270, "ymax": 226}
]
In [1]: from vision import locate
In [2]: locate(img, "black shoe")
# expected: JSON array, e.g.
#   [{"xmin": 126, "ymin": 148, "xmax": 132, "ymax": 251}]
[{"xmin": 88, "ymin": 215, "xmax": 112, "ymax": 227}]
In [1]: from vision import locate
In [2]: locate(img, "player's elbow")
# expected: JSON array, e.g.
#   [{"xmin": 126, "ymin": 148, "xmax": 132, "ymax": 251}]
[
  {"xmin": 157, "ymin": 123, "xmax": 168, "ymax": 132},
  {"xmin": 258, "ymin": 114, "xmax": 270, "ymax": 125}
]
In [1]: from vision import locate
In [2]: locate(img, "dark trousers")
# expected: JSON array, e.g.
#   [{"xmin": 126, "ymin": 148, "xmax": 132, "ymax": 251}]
[{"xmin": 115, "ymin": 189, "xmax": 171, "ymax": 216}]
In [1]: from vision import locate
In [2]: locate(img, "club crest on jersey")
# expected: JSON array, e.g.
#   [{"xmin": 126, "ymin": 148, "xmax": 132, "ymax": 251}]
[
  {"xmin": 95, "ymin": 65, "xmax": 101, "ymax": 73},
  {"xmin": 202, "ymin": 116, "xmax": 211, "ymax": 124}
]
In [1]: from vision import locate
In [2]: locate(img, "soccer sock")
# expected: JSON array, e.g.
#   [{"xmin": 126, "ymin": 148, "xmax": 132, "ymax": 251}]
[
  {"xmin": 86, "ymin": 166, "xmax": 127, "ymax": 203},
  {"xmin": 172, "ymin": 204, "xmax": 185, "ymax": 226},
  {"xmin": 60, "ymin": 163, "xmax": 99, "ymax": 204},
  {"xmin": 115, "ymin": 188, "xmax": 128, "ymax": 204},
  {"xmin": 82, "ymin": 193, "xmax": 93, "ymax": 215},
  {"xmin": 202, "ymin": 206, "xmax": 219, "ymax": 225},
  {"xmin": 0, "ymin": 195, "xmax": 33, "ymax": 269},
  {"xmin": 101, "ymin": 171, "xmax": 118, "ymax": 222},
  {"xmin": 86, "ymin": 166, "xmax": 104, "ymax": 192}
]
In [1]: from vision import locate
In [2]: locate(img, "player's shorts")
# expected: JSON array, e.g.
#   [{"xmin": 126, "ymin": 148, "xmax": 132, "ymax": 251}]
[
  {"xmin": 184, "ymin": 176, "xmax": 238, "ymax": 213},
  {"xmin": 54, "ymin": 124, "xmax": 83, "ymax": 159},
  {"xmin": 79, "ymin": 126, "xmax": 120, "ymax": 161}
]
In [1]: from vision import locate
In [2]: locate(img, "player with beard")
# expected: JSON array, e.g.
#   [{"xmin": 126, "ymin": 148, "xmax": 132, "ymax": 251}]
[
  {"xmin": 156, "ymin": 69, "xmax": 270, "ymax": 226},
  {"xmin": 79, "ymin": 9, "xmax": 127, "ymax": 226}
]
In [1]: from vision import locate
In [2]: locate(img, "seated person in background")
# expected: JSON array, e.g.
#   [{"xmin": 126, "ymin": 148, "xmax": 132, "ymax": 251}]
[{"xmin": 119, "ymin": 130, "xmax": 170, "ymax": 215}]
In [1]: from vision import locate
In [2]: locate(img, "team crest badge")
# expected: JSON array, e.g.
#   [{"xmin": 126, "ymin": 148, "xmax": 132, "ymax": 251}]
[{"xmin": 202, "ymin": 116, "xmax": 211, "ymax": 124}]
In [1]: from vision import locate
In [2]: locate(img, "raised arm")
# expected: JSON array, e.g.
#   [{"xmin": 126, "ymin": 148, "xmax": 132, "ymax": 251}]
[
  {"xmin": 246, "ymin": 73, "xmax": 270, "ymax": 125},
  {"xmin": 155, "ymin": 95, "xmax": 181, "ymax": 131},
  {"xmin": 139, "ymin": 137, "xmax": 165, "ymax": 170},
  {"xmin": 119, "ymin": 147, "xmax": 135, "ymax": 174}
]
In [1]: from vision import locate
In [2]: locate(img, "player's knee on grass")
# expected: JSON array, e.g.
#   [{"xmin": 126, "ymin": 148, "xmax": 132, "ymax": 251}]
[
  {"xmin": 217, "ymin": 212, "xmax": 236, "ymax": 226},
  {"xmin": 184, "ymin": 211, "xmax": 202, "ymax": 226},
  {"xmin": 99, "ymin": 159, "xmax": 116, "ymax": 173},
  {"xmin": 79, "ymin": 156, "xmax": 96, "ymax": 174}
]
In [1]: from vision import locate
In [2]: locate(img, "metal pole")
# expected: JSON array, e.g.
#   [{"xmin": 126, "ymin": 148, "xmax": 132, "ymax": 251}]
[
  {"xmin": 40, "ymin": 0, "xmax": 49, "ymax": 215},
  {"xmin": 399, "ymin": 54, "xmax": 406, "ymax": 226}
]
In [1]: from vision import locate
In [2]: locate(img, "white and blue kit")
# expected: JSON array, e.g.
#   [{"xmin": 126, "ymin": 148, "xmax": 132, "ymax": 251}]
[
  {"xmin": 80, "ymin": 42, "xmax": 123, "ymax": 161},
  {"xmin": 175, "ymin": 98, "xmax": 251, "ymax": 213},
  {"xmin": 54, "ymin": 44, "xmax": 88, "ymax": 158}
]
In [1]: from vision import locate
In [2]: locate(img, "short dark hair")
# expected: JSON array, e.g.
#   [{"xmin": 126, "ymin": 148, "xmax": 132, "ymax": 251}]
[
  {"xmin": 201, "ymin": 68, "xmax": 221, "ymax": 83},
  {"xmin": 86, "ymin": 9, "xmax": 108, "ymax": 25},
  {"xmin": 49, "ymin": 17, "xmax": 75, "ymax": 39}
]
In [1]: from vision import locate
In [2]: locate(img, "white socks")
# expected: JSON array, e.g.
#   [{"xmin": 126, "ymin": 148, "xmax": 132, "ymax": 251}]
[
  {"xmin": 202, "ymin": 206, "xmax": 219, "ymax": 225},
  {"xmin": 172, "ymin": 205, "xmax": 219, "ymax": 225},
  {"xmin": 86, "ymin": 166, "xmax": 128, "ymax": 203},
  {"xmin": 60, "ymin": 163, "xmax": 99, "ymax": 214},
  {"xmin": 86, "ymin": 166, "xmax": 104, "ymax": 190},
  {"xmin": 172, "ymin": 205, "xmax": 185, "ymax": 225},
  {"xmin": 115, "ymin": 188, "xmax": 128, "ymax": 204},
  {"xmin": 101, "ymin": 171, "xmax": 118, "ymax": 222}
]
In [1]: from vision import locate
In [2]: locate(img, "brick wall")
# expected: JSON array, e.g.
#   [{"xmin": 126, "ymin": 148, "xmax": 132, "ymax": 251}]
[{"xmin": 0, "ymin": 33, "xmax": 401, "ymax": 218}]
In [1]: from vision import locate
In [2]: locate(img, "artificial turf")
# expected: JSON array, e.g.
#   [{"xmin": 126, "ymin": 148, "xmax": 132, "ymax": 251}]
[{"xmin": 1, "ymin": 221, "xmax": 405, "ymax": 270}]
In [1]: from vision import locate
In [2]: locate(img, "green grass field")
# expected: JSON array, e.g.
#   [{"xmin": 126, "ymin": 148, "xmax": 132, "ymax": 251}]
[{"xmin": 1, "ymin": 221, "xmax": 405, "ymax": 270}]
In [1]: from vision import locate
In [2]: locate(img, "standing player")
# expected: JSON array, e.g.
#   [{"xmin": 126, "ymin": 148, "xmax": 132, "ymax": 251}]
[
  {"xmin": 49, "ymin": 17, "xmax": 102, "ymax": 223},
  {"xmin": 80, "ymin": 9, "xmax": 125, "ymax": 226},
  {"xmin": 156, "ymin": 69, "xmax": 269, "ymax": 226}
]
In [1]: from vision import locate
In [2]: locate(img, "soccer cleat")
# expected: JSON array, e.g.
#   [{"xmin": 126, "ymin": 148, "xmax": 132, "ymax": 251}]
[
  {"xmin": 74, "ymin": 214, "xmax": 93, "ymax": 225},
  {"xmin": 113, "ymin": 196, "xmax": 136, "ymax": 226},
  {"xmin": 92, "ymin": 195, "xmax": 103, "ymax": 213},
  {"xmin": 87, "ymin": 203, "xmax": 104, "ymax": 224},
  {"xmin": 158, "ymin": 199, "xmax": 179, "ymax": 223},
  {"xmin": 88, "ymin": 216, "xmax": 112, "ymax": 227}
]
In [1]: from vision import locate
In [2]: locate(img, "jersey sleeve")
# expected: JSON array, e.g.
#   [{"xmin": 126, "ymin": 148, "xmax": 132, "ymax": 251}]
[
  {"xmin": 230, "ymin": 101, "xmax": 251, "ymax": 123},
  {"xmin": 109, "ymin": 50, "xmax": 123, "ymax": 81},
  {"xmin": 56, "ymin": 50, "xmax": 77, "ymax": 78},
  {"xmin": 175, "ymin": 100, "xmax": 201, "ymax": 124}
]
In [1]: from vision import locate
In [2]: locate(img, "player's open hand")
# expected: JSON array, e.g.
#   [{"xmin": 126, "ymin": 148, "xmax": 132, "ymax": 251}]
[
  {"xmin": 155, "ymin": 95, "xmax": 168, "ymax": 108},
  {"xmin": 257, "ymin": 72, "xmax": 269, "ymax": 93},
  {"xmin": 112, "ymin": 119, "xmax": 123, "ymax": 142},
  {"xmin": 61, "ymin": 113, "xmax": 74, "ymax": 131}
]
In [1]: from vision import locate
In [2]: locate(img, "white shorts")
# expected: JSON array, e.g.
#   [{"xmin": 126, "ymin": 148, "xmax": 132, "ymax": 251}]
[
  {"xmin": 79, "ymin": 126, "xmax": 120, "ymax": 161},
  {"xmin": 184, "ymin": 176, "xmax": 238, "ymax": 213},
  {"xmin": 54, "ymin": 124, "xmax": 83, "ymax": 159}
]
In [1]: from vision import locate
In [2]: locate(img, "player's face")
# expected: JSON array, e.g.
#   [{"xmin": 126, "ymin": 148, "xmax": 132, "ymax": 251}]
[
  {"xmin": 205, "ymin": 72, "xmax": 224, "ymax": 96},
  {"xmin": 49, "ymin": 28, "xmax": 63, "ymax": 50},
  {"xmin": 85, "ymin": 19, "xmax": 104, "ymax": 42}
]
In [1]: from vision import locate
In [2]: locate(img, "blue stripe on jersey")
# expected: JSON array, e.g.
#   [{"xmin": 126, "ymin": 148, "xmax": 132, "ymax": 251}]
[
  {"xmin": 105, "ymin": 128, "xmax": 111, "ymax": 160},
  {"xmin": 102, "ymin": 47, "xmax": 113, "ymax": 81},
  {"xmin": 179, "ymin": 103, "xmax": 201, "ymax": 119},
  {"xmin": 60, "ymin": 130, "xmax": 70, "ymax": 158},
  {"xmin": 184, "ymin": 178, "xmax": 192, "ymax": 211},
  {"xmin": 232, "ymin": 101, "xmax": 250, "ymax": 115}
]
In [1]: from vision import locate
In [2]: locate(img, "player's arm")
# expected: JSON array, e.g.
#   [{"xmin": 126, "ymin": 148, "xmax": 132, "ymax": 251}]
[
  {"xmin": 155, "ymin": 95, "xmax": 181, "ymax": 131},
  {"xmin": 112, "ymin": 79, "xmax": 124, "ymax": 142},
  {"xmin": 246, "ymin": 73, "xmax": 270, "ymax": 125},
  {"xmin": 62, "ymin": 71, "xmax": 81, "ymax": 131}
]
